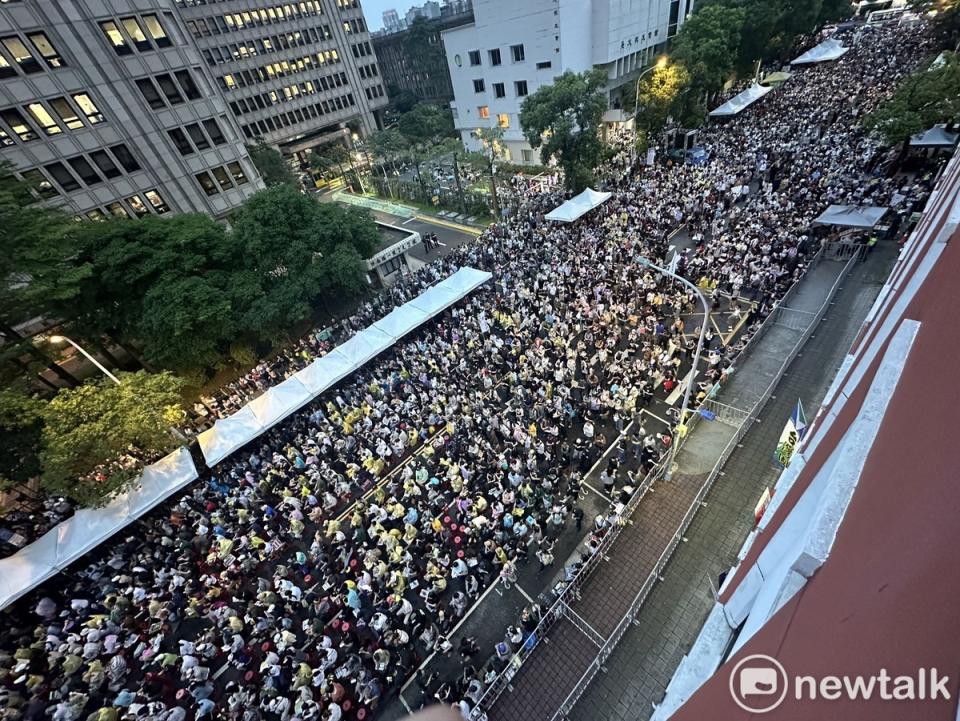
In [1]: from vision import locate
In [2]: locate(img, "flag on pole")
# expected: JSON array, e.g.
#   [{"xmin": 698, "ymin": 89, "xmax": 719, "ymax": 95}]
[{"xmin": 774, "ymin": 399, "xmax": 807, "ymax": 467}]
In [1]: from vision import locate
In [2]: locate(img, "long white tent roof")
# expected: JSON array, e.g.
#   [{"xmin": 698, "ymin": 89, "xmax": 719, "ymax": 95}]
[
  {"xmin": 545, "ymin": 188, "xmax": 612, "ymax": 223},
  {"xmin": 0, "ymin": 448, "xmax": 199, "ymax": 609},
  {"xmin": 814, "ymin": 204, "xmax": 887, "ymax": 228},
  {"xmin": 791, "ymin": 37, "xmax": 849, "ymax": 65},
  {"xmin": 198, "ymin": 266, "xmax": 492, "ymax": 466},
  {"xmin": 708, "ymin": 84, "xmax": 773, "ymax": 118}
]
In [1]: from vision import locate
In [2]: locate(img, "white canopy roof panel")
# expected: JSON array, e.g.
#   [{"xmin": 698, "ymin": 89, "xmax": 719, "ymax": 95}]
[
  {"xmin": 372, "ymin": 305, "xmax": 431, "ymax": 339},
  {"xmin": 198, "ymin": 405, "xmax": 262, "ymax": 466},
  {"xmin": 814, "ymin": 204, "xmax": 888, "ymax": 228},
  {"xmin": 545, "ymin": 188, "xmax": 612, "ymax": 223},
  {"xmin": 910, "ymin": 125, "xmax": 959, "ymax": 147},
  {"xmin": 709, "ymin": 84, "xmax": 773, "ymax": 117},
  {"xmin": 247, "ymin": 377, "xmax": 313, "ymax": 432},
  {"xmin": 791, "ymin": 37, "xmax": 849, "ymax": 65}
]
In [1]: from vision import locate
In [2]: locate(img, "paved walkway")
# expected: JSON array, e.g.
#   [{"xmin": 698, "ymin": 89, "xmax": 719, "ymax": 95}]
[{"xmin": 567, "ymin": 241, "xmax": 898, "ymax": 721}]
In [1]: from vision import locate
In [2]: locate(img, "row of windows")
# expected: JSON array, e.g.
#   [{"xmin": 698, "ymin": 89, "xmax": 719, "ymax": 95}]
[
  {"xmin": 364, "ymin": 85, "xmax": 384, "ymax": 101},
  {"xmin": 336, "ymin": 0, "xmax": 360, "ymax": 8},
  {"xmin": 100, "ymin": 14, "xmax": 174, "ymax": 56},
  {"xmin": 351, "ymin": 41, "xmax": 373, "ymax": 59},
  {"xmin": 201, "ymin": 26, "xmax": 332, "ymax": 66},
  {"xmin": 185, "ymin": 3, "xmax": 324, "ymax": 39},
  {"xmin": 467, "ymin": 44, "xmax": 524, "ymax": 67},
  {"xmin": 240, "ymin": 93, "xmax": 356, "ymax": 139},
  {"xmin": 0, "ymin": 94, "xmax": 104, "ymax": 145},
  {"xmin": 136, "ymin": 70, "xmax": 203, "ymax": 110},
  {"xmin": 474, "ymin": 79, "xmax": 528, "ymax": 97},
  {"xmin": 84, "ymin": 190, "xmax": 170, "ymax": 220},
  {"xmin": 217, "ymin": 50, "xmax": 341, "ymax": 90},
  {"xmin": 195, "ymin": 162, "xmax": 249, "ymax": 195},
  {"xmin": 342, "ymin": 18, "xmax": 366, "ymax": 34},
  {"xmin": 228, "ymin": 72, "xmax": 349, "ymax": 115},
  {"xmin": 168, "ymin": 117, "xmax": 229, "ymax": 156},
  {"xmin": 20, "ymin": 145, "xmax": 141, "ymax": 199},
  {"xmin": 0, "ymin": 32, "xmax": 66, "ymax": 78},
  {"xmin": 358, "ymin": 64, "xmax": 379, "ymax": 80}
]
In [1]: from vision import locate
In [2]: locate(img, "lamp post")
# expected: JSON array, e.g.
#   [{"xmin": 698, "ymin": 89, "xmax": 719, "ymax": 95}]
[
  {"xmin": 632, "ymin": 56, "xmax": 668, "ymax": 165},
  {"xmin": 637, "ymin": 256, "xmax": 709, "ymax": 481},
  {"xmin": 50, "ymin": 335, "xmax": 121, "ymax": 386}
]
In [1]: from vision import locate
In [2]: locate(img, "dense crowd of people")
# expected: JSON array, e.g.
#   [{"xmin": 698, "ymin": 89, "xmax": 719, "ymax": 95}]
[{"xmin": 0, "ymin": 20, "xmax": 941, "ymax": 721}]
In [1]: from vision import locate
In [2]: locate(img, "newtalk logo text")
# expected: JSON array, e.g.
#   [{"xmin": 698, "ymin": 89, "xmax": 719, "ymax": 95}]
[{"xmin": 729, "ymin": 654, "xmax": 953, "ymax": 713}]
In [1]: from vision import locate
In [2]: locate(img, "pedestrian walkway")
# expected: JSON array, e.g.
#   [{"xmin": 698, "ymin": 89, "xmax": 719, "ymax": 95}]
[
  {"xmin": 483, "ymin": 245, "xmax": 894, "ymax": 721},
  {"xmin": 567, "ymin": 242, "xmax": 897, "ymax": 721}
]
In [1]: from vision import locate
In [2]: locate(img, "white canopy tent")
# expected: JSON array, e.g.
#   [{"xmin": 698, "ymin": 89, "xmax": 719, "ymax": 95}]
[
  {"xmin": 708, "ymin": 84, "xmax": 773, "ymax": 118},
  {"xmin": 545, "ymin": 188, "xmax": 612, "ymax": 223},
  {"xmin": 198, "ymin": 266, "xmax": 493, "ymax": 466},
  {"xmin": 910, "ymin": 125, "xmax": 959, "ymax": 147},
  {"xmin": 0, "ymin": 448, "xmax": 198, "ymax": 610},
  {"xmin": 814, "ymin": 204, "xmax": 888, "ymax": 228},
  {"xmin": 791, "ymin": 37, "xmax": 849, "ymax": 65}
]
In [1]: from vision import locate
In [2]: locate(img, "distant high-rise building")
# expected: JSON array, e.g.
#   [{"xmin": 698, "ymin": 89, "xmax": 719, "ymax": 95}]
[
  {"xmin": 0, "ymin": 0, "xmax": 264, "ymax": 220},
  {"xmin": 382, "ymin": 8, "xmax": 403, "ymax": 33},
  {"xmin": 174, "ymin": 0, "xmax": 389, "ymax": 157}
]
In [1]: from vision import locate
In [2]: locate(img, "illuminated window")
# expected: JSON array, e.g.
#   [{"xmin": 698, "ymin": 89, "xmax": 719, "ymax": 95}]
[
  {"xmin": 72, "ymin": 94, "xmax": 104, "ymax": 124},
  {"xmin": 126, "ymin": 194, "xmax": 149, "ymax": 217},
  {"xmin": 28, "ymin": 33, "xmax": 65, "ymax": 68},
  {"xmin": 228, "ymin": 162, "xmax": 249, "ymax": 185},
  {"xmin": 121, "ymin": 17, "xmax": 151, "ymax": 51},
  {"xmin": 142, "ymin": 15, "xmax": 172, "ymax": 48},
  {"xmin": 26, "ymin": 103, "xmax": 61, "ymax": 135},
  {"xmin": 477, "ymin": 105, "xmax": 490, "ymax": 119},
  {"xmin": 145, "ymin": 189, "xmax": 170, "ymax": 214},
  {"xmin": 1, "ymin": 108, "xmax": 37, "ymax": 141},
  {"xmin": 2, "ymin": 36, "xmax": 40, "ymax": 73},
  {"xmin": 497, "ymin": 113, "xmax": 510, "ymax": 128},
  {"xmin": 0, "ymin": 52, "xmax": 14, "ymax": 78},
  {"xmin": 100, "ymin": 21, "xmax": 131, "ymax": 55},
  {"xmin": 49, "ymin": 97, "xmax": 83, "ymax": 129},
  {"xmin": 212, "ymin": 166, "xmax": 234, "ymax": 190},
  {"xmin": 106, "ymin": 202, "xmax": 129, "ymax": 217}
]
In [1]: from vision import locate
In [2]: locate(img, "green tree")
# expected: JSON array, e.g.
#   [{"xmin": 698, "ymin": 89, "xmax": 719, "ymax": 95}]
[
  {"xmin": 519, "ymin": 69, "xmax": 608, "ymax": 192},
  {"xmin": 626, "ymin": 63, "xmax": 693, "ymax": 138},
  {"xmin": 866, "ymin": 52, "xmax": 960, "ymax": 146},
  {"xmin": 39, "ymin": 370, "xmax": 185, "ymax": 507},
  {"xmin": 0, "ymin": 383, "xmax": 45, "ymax": 489},
  {"xmin": 246, "ymin": 140, "xmax": 297, "ymax": 187},
  {"xmin": 398, "ymin": 103, "xmax": 455, "ymax": 145},
  {"xmin": 468, "ymin": 127, "xmax": 506, "ymax": 217},
  {"xmin": 368, "ymin": 128, "xmax": 410, "ymax": 178},
  {"xmin": 672, "ymin": 4, "xmax": 746, "ymax": 100}
]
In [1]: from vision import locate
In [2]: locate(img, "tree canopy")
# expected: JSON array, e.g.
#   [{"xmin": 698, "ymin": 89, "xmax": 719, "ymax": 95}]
[
  {"xmin": 246, "ymin": 141, "xmax": 298, "ymax": 187},
  {"xmin": 520, "ymin": 69, "xmax": 608, "ymax": 192},
  {"xmin": 398, "ymin": 103, "xmax": 455, "ymax": 146}
]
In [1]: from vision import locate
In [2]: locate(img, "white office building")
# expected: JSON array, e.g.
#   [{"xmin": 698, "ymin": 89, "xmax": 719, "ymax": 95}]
[{"xmin": 442, "ymin": 0, "xmax": 691, "ymax": 164}]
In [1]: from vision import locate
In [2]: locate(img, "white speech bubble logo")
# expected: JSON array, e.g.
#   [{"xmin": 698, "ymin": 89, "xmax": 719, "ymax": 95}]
[{"xmin": 729, "ymin": 654, "xmax": 788, "ymax": 713}]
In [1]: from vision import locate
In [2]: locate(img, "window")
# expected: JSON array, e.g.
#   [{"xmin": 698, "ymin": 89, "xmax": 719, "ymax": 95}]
[
  {"xmin": 145, "ymin": 189, "xmax": 170, "ymax": 214},
  {"xmin": 155, "ymin": 74, "xmax": 184, "ymax": 104},
  {"xmin": 477, "ymin": 105, "xmax": 489, "ymax": 119},
  {"xmin": 175, "ymin": 70, "xmax": 202, "ymax": 100},
  {"xmin": 522, "ymin": 148, "xmax": 533, "ymax": 163},
  {"xmin": 136, "ymin": 79, "xmax": 165, "ymax": 109},
  {"xmin": 0, "ymin": 126, "xmax": 12, "ymax": 146},
  {"xmin": 510, "ymin": 44, "xmax": 525, "ymax": 62},
  {"xmin": 195, "ymin": 171, "xmax": 218, "ymax": 195},
  {"xmin": 109, "ymin": 144, "xmax": 141, "ymax": 172},
  {"xmin": 67, "ymin": 157, "xmax": 102, "ymax": 186},
  {"xmin": 515, "ymin": 80, "xmax": 528, "ymax": 96},
  {"xmin": 2, "ymin": 36, "xmax": 41, "ymax": 73},
  {"xmin": 121, "ymin": 18, "xmax": 152, "ymax": 51},
  {"xmin": 26, "ymin": 103, "xmax": 62, "ymax": 135},
  {"xmin": 168, "ymin": 128, "xmax": 193, "ymax": 155},
  {"xmin": 87, "ymin": 209, "xmax": 106, "ymax": 221},
  {"xmin": 28, "ymin": 33, "xmax": 66, "ymax": 68},
  {"xmin": 536, "ymin": 61, "xmax": 553, "ymax": 70},
  {"xmin": 22, "ymin": 169, "xmax": 58, "ymax": 199},
  {"xmin": 489, "ymin": 48, "xmax": 501, "ymax": 66},
  {"xmin": 126, "ymin": 194, "xmax": 150, "ymax": 217},
  {"xmin": 185, "ymin": 123, "xmax": 211, "ymax": 150},
  {"xmin": 228, "ymin": 162, "xmax": 249, "ymax": 185},
  {"xmin": 473, "ymin": 79, "xmax": 485, "ymax": 93},
  {"xmin": 100, "ymin": 21, "xmax": 131, "ymax": 55},
  {"xmin": 72, "ymin": 94, "xmax": 104, "ymax": 124},
  {"xmin": 89, "ymin": 150, "xmax": 121, "ymax": 179},
  {"xmin": 142, "ymin": 15, "xmax": 172, "ymax": 48},
  {"xmin": 211, "ymin": 166, "xmax": 234, "ymax": 190},
  {"xmin": 0, "ymin": 52, "xmax": 14, "ymax": 79},
  {"xmin": 106, "ymin": 202, "xmax": 130, "ymax": 218},
  {"xmin": 49, "ymin": 97, "xmax": 83, "ymax": 129},
  {"xmin": 44, "ymin": 162, "xmax": 80, "ymax": 191},
  {"xmin": 202, "ymin": 118, "xmax": 226, "ymax": 145},
  {"xmin": 468, "ymin": 50, "xmax": 481, "ymax": 66},
  {"xmin": 493, "ymin": 82, "xmax": 505, "ymax": 98},
  {"xmin": 2, "ymin": 108, "xmax": 36, "ymax": 141},
  {"xmin": 497, "ymin": 113, "xmax": 510, "ymax": 128}
]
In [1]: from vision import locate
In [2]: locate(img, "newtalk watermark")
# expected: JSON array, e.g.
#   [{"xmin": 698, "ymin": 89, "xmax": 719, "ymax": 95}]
[{"xmin": 729, "ymin": 654, "xmax": 952, "ymax": 713}]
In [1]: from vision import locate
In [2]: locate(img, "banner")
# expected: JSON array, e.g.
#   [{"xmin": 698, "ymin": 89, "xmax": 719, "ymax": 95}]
[{"xmin": 774, "ymin": 400, "xmax": 807, "ymax": 467}]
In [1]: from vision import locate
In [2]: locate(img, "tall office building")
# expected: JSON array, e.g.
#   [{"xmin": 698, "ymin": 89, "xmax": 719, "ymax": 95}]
[
  {"xmin": 443, "ymin": 0, "xmax": 690, "ymax": 164},
  {"xmin": 0, "ymin": 0, "xmax": 264, "ymax": 220},
  {"xmin": 175, "ymin": 0, "xmax": 389, "ymax": 156}
]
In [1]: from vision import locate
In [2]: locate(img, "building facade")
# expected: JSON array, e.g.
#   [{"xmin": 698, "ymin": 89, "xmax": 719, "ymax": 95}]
[
  {"xmin": 371, "ymin": 3, "xmax": 473, "ymax": 105},
  {"xmin": 442, "ymin": 0, "xmax": 691, "ymax": 164},
  {"xmin": 174, "ymin": 0, "xmax": 389, "ymax": 155},
  {"xmin": 0, "ymin": 0, "xmax": 263, "ymax": 220}
]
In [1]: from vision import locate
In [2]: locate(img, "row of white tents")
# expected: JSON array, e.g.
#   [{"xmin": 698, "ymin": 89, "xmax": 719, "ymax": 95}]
[{"xmin": 0, "ymin": 266, "xmax": 493, "ymax": 610}]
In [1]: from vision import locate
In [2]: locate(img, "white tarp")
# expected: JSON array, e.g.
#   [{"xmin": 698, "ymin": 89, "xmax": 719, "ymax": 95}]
[
  {"xmin": 910, "ymin": 125, "xmax": 959, "ymax": 147},
  {"xmin": 791, "ymin": 38, "xmax": 849, "ymax": 65},
  {"xmin": 198, "ymin": 267, "xmax": 493, "ymax": 466},
  {"xmin": 545, "ymin": 188, "xmax": 612, "ymax": 223},
  {"xmin": 709, "ymin": 84, "xmax": 773, "ymax": 117},
  {"xmin": 814, "ymin": 204, "xmax": 888, "ymax": 228},
  {"xmin": 0, "ymin": 448, "xmax": 198, "ymax": 610}
]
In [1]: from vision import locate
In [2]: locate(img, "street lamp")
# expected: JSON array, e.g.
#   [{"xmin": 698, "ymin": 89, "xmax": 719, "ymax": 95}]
[
  {"xmin": 637, "ymin": 256, "xmax": 709, "ymax": 481},
  {"xmin": 49, "ymin": 335, "xmax": 121, "ymax": 386},
  {"xmin": 633, "ymin": 55, "xmax": 669, "ymax": 120}
]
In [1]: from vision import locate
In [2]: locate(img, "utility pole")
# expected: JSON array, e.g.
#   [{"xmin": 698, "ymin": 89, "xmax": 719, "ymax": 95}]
[{"xmin": 452, "ymin": 151, "xmax": 467, "ymax": 213}]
